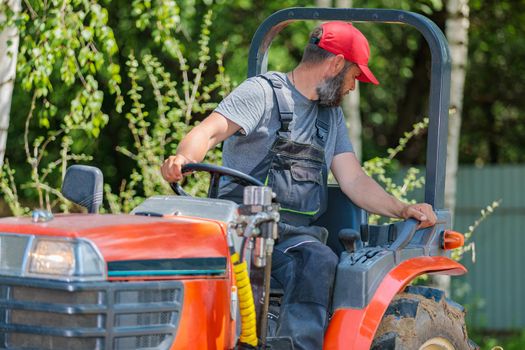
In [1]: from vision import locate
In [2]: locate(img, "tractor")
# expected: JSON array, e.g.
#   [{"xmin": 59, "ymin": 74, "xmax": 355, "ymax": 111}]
[{"xmin": 0, "ymin": 7, "xmax": 477, "ymax": 350}]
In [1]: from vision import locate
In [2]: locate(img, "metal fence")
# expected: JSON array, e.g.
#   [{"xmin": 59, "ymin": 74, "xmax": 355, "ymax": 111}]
[{"xmin": 451, "ymin": 164, "xmax": 525, "ymax": 331}]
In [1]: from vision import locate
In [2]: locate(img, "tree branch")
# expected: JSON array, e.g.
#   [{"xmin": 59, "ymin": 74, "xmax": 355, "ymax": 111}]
[{"xmin": 23, "ymin": 0, "xmax": 38, "ymax": 20}]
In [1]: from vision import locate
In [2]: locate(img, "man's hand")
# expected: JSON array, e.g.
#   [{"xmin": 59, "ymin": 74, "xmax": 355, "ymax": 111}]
[
  {"xmin": 400, "ymin": 203, "xmax": 437, "ymax": 229},
  {"xmin": 160, "ymin": 112, "xmax": 242, "ymax": 184},
  {"xmin": 161, "ymin": 154, "xmax": 193, "ymax": 183}
]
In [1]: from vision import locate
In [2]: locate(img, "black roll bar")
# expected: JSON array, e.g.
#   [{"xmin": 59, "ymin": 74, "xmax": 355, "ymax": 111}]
[{"xmin": 247, "ymin": 8, "xmax": 451, "ymax": 209}]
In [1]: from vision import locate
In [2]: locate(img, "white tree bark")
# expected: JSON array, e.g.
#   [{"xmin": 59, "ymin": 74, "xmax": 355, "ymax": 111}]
[
  {"xmin": 316, "ymin": 0, "xmax": 333, "ymax": 7},
  {"xmin": 434, "ymin": 0, "xmax": 469, "ymax": 295},
  {"xmin": 335, "ymin": 0, "xmax": 351, "ymax": 8},
  {"xmin": 445, "ymin": 0, "xmax": 470, "ymax": 220},
  {"xmin": 324, "ymin": 0, "xmax": 363, "ymax": 161},
  {"xmin": 0, "ymin": 0, "xmax": 21, "ymax": 168},
  {"xmin": 342, "ymin": 82, "xmax": 362, "ymax": 160},
  {"xmin": 340, "ymin": 0, "xmax": 362, "ymax": 161}
]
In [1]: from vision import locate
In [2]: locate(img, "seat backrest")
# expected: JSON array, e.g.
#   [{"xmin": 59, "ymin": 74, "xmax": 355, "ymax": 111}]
[{"xmin": 313, "ymin": 185, "xmax": 368, "ymax": 255}]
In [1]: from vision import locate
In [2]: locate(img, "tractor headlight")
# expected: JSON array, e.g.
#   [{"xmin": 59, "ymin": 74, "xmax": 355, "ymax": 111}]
[
  {"xmin": 28, "ymin": 239, "xmax": 76, "ymax": 276},
  {"xmin": 0, "ymin": 234, "xmax": 106, "ymax": 281},
  {"xmin": 27, "ymin": 238, "xmax": 105, "ymax": 280}
]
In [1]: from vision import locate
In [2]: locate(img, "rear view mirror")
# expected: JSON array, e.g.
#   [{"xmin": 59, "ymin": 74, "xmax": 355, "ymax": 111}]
[{"xmin": 61, "ymin": 165, "xmax": 103, "ymax": 213}]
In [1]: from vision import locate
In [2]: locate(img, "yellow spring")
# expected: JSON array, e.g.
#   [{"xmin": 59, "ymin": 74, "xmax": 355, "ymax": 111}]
[{"xmin": 231, "ymin": 253, "xmax": 258, "ymax": 347}]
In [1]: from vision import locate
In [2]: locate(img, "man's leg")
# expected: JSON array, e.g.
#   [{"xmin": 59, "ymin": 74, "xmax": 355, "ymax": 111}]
[{"xmin": 271, "ymin": 235, "xmax": 339, "ymax": 350}]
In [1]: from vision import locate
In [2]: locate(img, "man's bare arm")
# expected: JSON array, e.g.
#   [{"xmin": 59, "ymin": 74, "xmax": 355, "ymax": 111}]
[
  {"xmin": 161, "ymin": 112, "xmax": 241, "ymax": 182},
  {"xmin": 331, "ymin": 152, "xmax": 436, "ymax": 228}
]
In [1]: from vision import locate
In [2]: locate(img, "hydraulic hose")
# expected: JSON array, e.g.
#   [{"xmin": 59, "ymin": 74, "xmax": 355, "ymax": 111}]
[{"xmin": 231, "ymin": 252, "xmax": 258, "ymax": 347}]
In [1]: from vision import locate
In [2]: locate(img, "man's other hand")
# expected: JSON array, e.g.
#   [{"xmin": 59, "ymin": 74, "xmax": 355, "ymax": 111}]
[
  {"xmin": 400, "ymin": 203, "xmax": 437, "ymax": 229},
  {"xmin": 161, "ymin": 154, "xmax": 193, "ymax": 183}
]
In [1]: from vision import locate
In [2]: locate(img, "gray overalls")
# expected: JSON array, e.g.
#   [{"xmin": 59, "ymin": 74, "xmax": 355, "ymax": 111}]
[{"xmin": 224, "ymin": 73, "xmax": 339, "ymax": 350}]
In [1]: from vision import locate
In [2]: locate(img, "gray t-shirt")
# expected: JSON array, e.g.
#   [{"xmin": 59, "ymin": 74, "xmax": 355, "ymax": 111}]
[{"xmin": 215, "ymin": 72, "xmax": 354, "ymax": 185}]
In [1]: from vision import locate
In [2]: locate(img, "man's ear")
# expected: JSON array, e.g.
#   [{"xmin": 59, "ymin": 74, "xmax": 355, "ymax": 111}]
[{"xmin": 329, "ymin": 54, "xmax": 347, "ymax": 75}]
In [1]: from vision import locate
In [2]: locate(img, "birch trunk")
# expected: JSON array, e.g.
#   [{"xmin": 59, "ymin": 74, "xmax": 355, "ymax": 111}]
[
  {"xmin": 445, "ymin": 0, "xmax": 470, "ymax": 218},
  {"xmin": 342, "ymin": 82, "xmax": 362, "ymax": 160},
  {"xmin": 326, "ymin": 0, "xmax": 363, "ymax": 160},
  {"xmin": 316, "ymin": 0, "xmax": 332, "ymax": 7},
  {"xmin": 434, "ymin": 0, "xmax": 470, "ymax": 295},
  {"xmin": 0, "ymin": 0, "xmax": 21, "ymax": 168},
  {"xmin": 335, "ymin": 0, "xmax": 351, "ymax": 8}
]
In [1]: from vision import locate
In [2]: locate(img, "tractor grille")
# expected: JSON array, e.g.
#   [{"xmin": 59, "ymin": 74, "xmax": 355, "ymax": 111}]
[{"xmin": 0, "ymin": 277, "xmax": 183, "ymax": 350}]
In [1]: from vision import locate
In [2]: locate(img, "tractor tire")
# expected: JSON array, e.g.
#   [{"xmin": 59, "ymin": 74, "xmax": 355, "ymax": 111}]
[{"xmin": 371, "ymin": 286, "xmax": 479, "ymax": 350}]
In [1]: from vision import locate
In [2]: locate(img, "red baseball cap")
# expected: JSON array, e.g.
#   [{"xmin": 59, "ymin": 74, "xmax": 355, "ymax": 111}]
[{"xmin": 317, "ymin": 21, "xmax": 379, "ymax": 85}]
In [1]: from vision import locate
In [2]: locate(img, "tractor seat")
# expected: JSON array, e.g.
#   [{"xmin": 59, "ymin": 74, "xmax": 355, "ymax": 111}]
[
  {"xmin": 269, "ymin": 185, "xmax": 368, "ymax": 298},
  {"xmin": 312, "ymin": 185, "xmax": 368, "ymax": 255}
]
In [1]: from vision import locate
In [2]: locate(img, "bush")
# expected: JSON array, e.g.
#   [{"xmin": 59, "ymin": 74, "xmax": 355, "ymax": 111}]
[{"xmin": 0, "ymin": 1, "xmax": 230, "ymax": 215}]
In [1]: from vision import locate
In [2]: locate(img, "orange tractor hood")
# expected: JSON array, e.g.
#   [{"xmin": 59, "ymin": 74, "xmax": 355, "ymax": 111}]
[{"xmin": 0, "ymin": 214, "xmax": 229, "ymax": 263}]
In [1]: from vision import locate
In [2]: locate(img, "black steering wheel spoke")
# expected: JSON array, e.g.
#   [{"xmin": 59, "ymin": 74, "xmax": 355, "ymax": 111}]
[
  {"xmin": 208, "ymin": 172, "xmax": 222, "ymax": 198},
  {"xmin": 170, "ymin": 182, "xmax": 190, "ymax": 196}
]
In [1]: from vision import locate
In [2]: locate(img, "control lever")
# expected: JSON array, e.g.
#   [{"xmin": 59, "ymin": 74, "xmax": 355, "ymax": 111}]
[{"xmin": 338, "ymin": 228, "xmax": 363, "ymax": 253}]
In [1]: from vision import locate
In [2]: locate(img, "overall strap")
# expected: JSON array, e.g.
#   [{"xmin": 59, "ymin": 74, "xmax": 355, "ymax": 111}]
[
  {"xmin": 315, "ymin": 107, "xmax": 330, "ymax": 147},
  {"xmin": 259, "ymin": 73, "xmax": 330, "ymax": 145},
  {"xmin": 259, "ymin": 73, "xmax": 293, "ymax": 137}
]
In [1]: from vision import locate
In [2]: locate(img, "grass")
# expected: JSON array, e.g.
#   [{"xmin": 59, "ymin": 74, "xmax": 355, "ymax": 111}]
[{"xmin": 471, "ymin": 330, "xmax": 525, "ymax": 350}]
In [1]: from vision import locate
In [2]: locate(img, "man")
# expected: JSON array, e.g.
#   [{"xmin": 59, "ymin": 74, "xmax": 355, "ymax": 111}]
[{"xmin": 161, "ymin": 21, "xmax": 436, "ymax": 350}]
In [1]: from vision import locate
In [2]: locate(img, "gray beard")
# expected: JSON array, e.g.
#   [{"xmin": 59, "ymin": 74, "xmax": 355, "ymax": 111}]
[{"xmin": 316, "ymin": 66, "xmax": 351, "ymax": 107}]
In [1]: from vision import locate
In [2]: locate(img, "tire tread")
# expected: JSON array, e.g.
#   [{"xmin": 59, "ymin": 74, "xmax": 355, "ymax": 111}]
[{"xmin": 371, "ymin": 285, "xmax": 477, "ymax": 350}]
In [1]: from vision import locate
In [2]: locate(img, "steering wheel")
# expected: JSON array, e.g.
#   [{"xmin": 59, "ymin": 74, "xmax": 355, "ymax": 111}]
[{"xmin": 170, "ymin": 163, "xmax": 264, "ymax": 198}]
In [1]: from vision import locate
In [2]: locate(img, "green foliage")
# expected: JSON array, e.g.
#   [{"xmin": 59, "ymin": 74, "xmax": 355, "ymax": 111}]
[
  {"xmin": 470, "ymin": 330, "xmax": 525, "ymax": 350},
  {"xmin": 451, "ymin": 200, "xmax": 502, "ymax": 262},
  {"xmin": 1, "ymin": 0, "xmax": 121, "ymax": 212},
  {"xmin": 461, "ymin": 0, "xmax": 525, "ymax": 164},
  {"xmin": 210, "ymin": 0, "xmax": 315, "ymax": 84},
  {"xmin": 208, "ymin": 0, "xmax": 525, "ymax": 165},
  {"xmin": 2, "ymin": 0, "xmax": 523, "ymax": 214},
  {"xmin": 103, "ymin": 7, "xmax": 230, "ymax": 213},
  {"xmin": 363, "ymin": 118, "xmax": 428, "ymax": 223},
  {"xmin": 344, "ymin": 0, "xmax": 443, "ymax": 162},
  {"xmin": 0, "ymin": 159, "xmax": 29, "ymax": 216},
  {"xmin": 1, "ymin": 1, "xmax": 231, "ymax": 214},
  {"xmin": 17, "ymin": 0, "xmax": 122, "ymax": 126}
]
